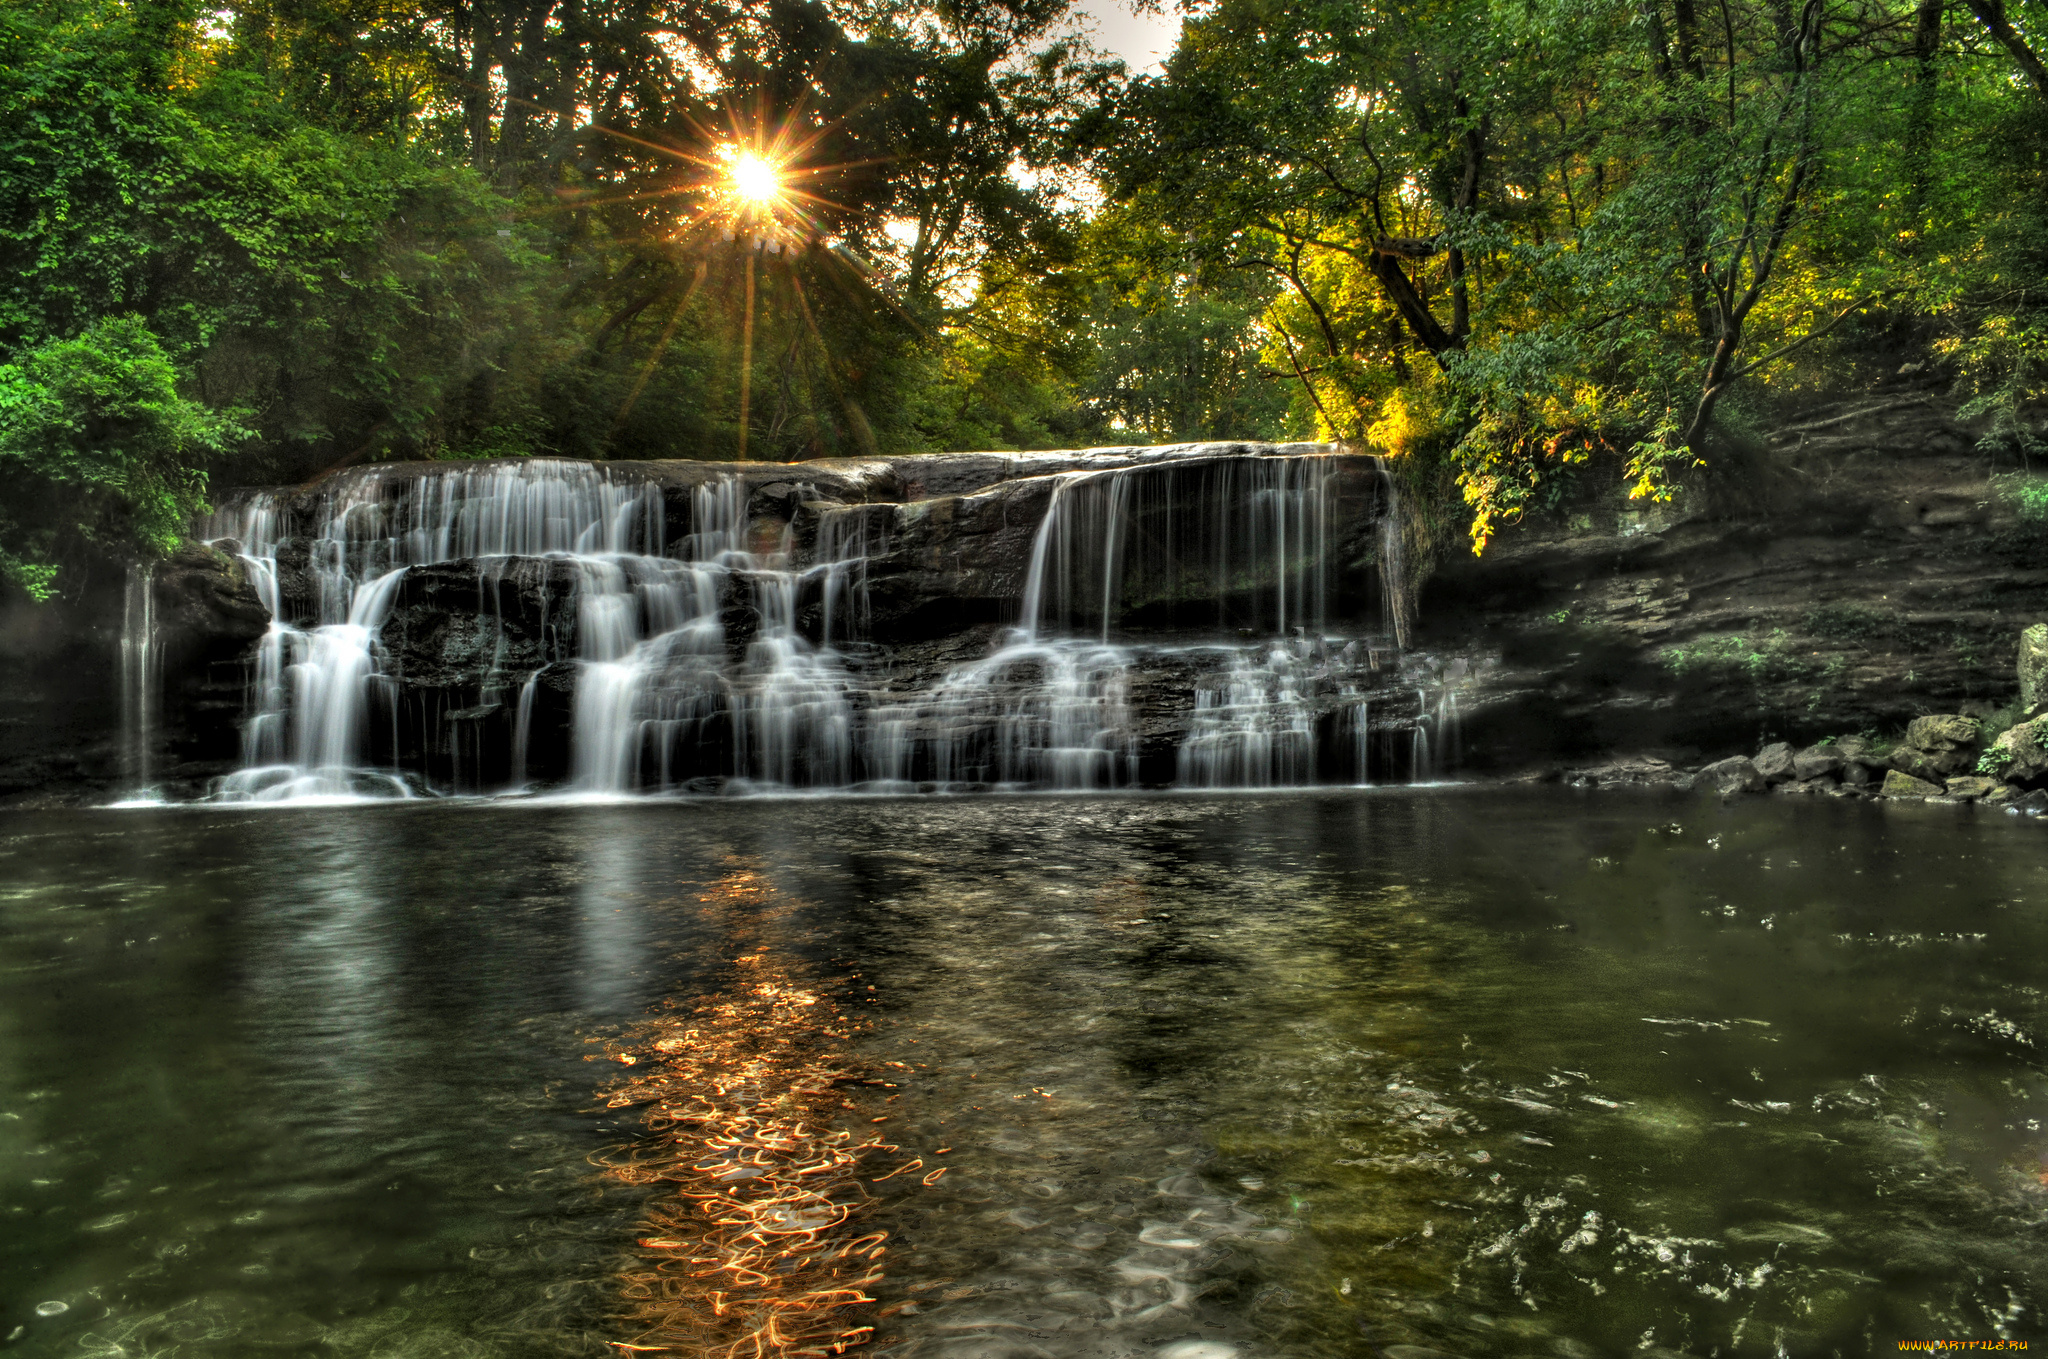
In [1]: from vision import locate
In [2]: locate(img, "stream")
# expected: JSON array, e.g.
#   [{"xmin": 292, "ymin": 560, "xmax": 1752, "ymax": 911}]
[{"xmin": 2, "ymin": 789, "xmax": 2043, "ymax": 1356}]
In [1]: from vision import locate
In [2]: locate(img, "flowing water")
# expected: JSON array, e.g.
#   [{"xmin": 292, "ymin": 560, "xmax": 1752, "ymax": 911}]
[
  {"xmin": 4, "ymin": 790, "xmax": 2044, "ymax": 1357},
  {"xmin": 178, "ymin": 452, "xmax": 1421, "ymax": 802}
]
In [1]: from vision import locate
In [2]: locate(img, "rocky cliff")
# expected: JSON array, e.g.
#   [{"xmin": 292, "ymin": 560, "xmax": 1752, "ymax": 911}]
[{"xmin": 1423, "ymin": 391, "xmax": 2048, "ymax": 774}]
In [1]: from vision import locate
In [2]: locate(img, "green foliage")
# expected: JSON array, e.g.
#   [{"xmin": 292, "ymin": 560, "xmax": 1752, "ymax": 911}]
[
  {"xmin": 1659, "ymin": 630, "xmax": 1814, "ymax": 684},
  {"xmin": 0, "ymin": 317, "xmax": 240, "ymax": 599},
  {"xmin": 1998, "ymin": 476, "xmax": 2048, "ymax": 521},
  {"xmin": 7, "ymin": 0, "xmax": 2048, "ymax": 601},
  {"xmin": 1101, "ymin": 0, "xmax": 2048, "ymax": 554}
]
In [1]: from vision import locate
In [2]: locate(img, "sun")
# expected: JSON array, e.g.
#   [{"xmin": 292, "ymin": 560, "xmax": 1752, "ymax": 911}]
[{"xmin": 725, "ymin": 151, "xmax": 783, "ymax": 206}]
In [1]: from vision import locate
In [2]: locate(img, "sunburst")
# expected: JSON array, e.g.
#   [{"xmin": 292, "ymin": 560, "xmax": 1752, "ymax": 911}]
[{"xmin": 589, "ymin": 98, "xmax": 905, "ymax": 458}]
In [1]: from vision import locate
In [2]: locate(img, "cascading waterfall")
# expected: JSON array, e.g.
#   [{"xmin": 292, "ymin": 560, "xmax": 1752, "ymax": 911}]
[
  {"xmin": 1020, "ymin": 455, "xmax": 1338, "ymax": 641},
  {"xmin": 864, "ymin": 641, "xmax": 1136, "ymax": 791},
  {"xmin": 179, "ymin": 446, "xmax": 1462, "ymax": 802},
  {"xmin": 204, "ymin": 461, "xmax": 665, "ymax": 801},
  {"xmin": 1175, "ymin": 643, "xmax": 1320, "ymax": 789}
]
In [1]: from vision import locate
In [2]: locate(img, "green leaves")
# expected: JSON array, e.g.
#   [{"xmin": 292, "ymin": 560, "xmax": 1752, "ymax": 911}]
[{"xmin": 0, "ymin": 316, "xmax": 236, "ymax": 599}]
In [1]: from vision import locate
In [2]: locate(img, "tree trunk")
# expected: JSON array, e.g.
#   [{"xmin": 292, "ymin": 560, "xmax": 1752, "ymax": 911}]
[
  {"xmin": 1367, "ymin": 245, "xmax": 1461, "ymax": 359},
  {"xmin": 1961, "ymin": 0, "xmax": 2048, "ymax": 103}
]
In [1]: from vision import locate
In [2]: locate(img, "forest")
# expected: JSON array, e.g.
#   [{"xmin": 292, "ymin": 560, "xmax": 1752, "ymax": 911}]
[{"xmin": 2, "ymin": 0, "xmax": 2044, "ymax": 601}]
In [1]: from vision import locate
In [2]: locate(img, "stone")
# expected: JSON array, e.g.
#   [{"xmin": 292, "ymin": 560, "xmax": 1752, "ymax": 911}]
[
  {"xmin": 1880, "ymin": 770, "xmax": 1944, "ymax": 798},
  {"xmin": 1905, "ymin": 713, "xmax": 1981, "ymax": 752},
  {"xmin": 1792, "ymin": 744, "xmax": 1843, "ymax": 781},
  {"xmin": 1945, "ymin": 775, "xmax": 1999, "ymax": 800},
  {"xmin": 1990, "ymin": 716, "xmax": 2048, "ymax": 787},
  {"xmin": 2013, "ymin": 788, "xmax": 2048, "ymax": 813},
  {"xmin": 2021, "ymin": 623, "xmax": 2048, "ymax": 715},
  {"xmin": 1840, "ymin": 759, "xmax": 1875, "ymax": 786},
  {"xmin": 1890, "ymin": 714, "xmax": 1982, "ymax": 780},
  {"xmin": 1698, "ymin": 755, "xmax": 1765, "ymax": 796},
  {"xmin": 1984, "ymin": 784, "xmax": 2016, "ymax": 805},
  {"xmin": 1753, "ymin": 741, "xmax": 1797, "ymax": 783}
]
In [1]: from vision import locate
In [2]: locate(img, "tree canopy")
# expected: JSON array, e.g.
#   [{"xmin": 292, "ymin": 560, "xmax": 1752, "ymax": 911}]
[{"xmin": 1, "ymin": 0, "xmax": 2043, "ymax": 597}]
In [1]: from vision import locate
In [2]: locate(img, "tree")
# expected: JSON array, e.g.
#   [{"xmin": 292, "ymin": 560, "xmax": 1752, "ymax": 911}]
[{"xmin": 0, "ymin": 317, "xmax": 238, "ymax": 599}]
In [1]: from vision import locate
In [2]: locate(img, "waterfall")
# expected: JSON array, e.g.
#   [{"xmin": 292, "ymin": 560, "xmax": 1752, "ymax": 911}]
[
  {"xmin": 1019, "ymin": 454, "xmax": 1338, "ymax": 642},
  {"xmin": 205, "ymin": 461, "xmax": 666, "ymax": 802},
  {"xmin": 167, "ymin": 445, "xmax": 1449, "ymax": 802},
  {"xmin": 1176, "ymin": 643, "xmax": 1319, "ymax": 789},
  {"xmin": 116, "ymin": 563, "xmax": 161, "ymax": 803},
  {"xmin": 865, "ymin": 640, "xmax": 1135, "ymax": 791},
  {"xmin": 564, "ymin": 481, "xmax": 859, "ymax": 795}
]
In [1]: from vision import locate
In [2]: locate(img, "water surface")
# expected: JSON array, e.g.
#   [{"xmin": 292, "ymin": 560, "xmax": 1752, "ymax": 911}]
[{"xmin": 2, "ymin": 791, "xmax": 2043, "ymax": 1356}]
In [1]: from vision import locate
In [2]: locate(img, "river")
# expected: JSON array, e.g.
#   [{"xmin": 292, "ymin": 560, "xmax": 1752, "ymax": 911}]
[{"xmin": 2, "ymin": 790, "xmax": 2043, "ymax": 1356}]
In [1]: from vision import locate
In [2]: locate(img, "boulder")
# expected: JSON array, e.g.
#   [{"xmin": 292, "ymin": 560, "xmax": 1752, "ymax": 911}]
[
  {"xmin": 1753, "ymin": 741, "xmax": 1797, "ymax": 784},
  {"xmin": 1792, "ymin": 744, "xmax": 1843, "ymax": 782},
  {"xmin": 1698, "ymin": 755, "xmax": 1765, "ymax": 796},
  {"xmin": 155, "ymin": 541, "xmax": 272, "ymax": 652},
  {"xmin": 1880, "ymin": 770, "xmax": 1944, "ymax": 798},
  {"xmin": 2021, "ymin": 623, "xmax": 2048, "ymax": 715},
  {"xmin": 1889, "ymin": 714, "xmax": 1982, "ymax": 781},
  {"xmin": 1989, "ymin": 716, "xmax": 2048, "ymax": 787},
  {"xmin": 1944, "ymin": 775, "xmax": 1999, "ymax": 800}
]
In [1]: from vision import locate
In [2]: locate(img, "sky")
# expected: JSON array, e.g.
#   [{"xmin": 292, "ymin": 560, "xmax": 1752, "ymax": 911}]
[{"xmin": 1071, "ymin": 0, "xmax": 1183, "ymax": 73}]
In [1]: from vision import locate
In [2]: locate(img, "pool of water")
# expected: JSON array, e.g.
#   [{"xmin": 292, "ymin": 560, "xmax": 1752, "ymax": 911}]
[{"xmin": 2, "ymin": 790, "xmax": 2044, "ymax": 1357}]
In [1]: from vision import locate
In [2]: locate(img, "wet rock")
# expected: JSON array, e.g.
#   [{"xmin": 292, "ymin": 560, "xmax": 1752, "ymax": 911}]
[
  {"xmin": 1890, "ymin": 714, "xmax": 1982, "ymax": 782},
  {"xmin": 1792, "ymin": 744, "xmax": 1844, "ymax": 781},
  {"xmin": 1832, "ymin": 734, "xmax": 1887, "ymax": 773},
  {"xmin": 1880, "ymin": 770, "xmax": 1944, "ymax": 798},
  {"xmin": 155, "ymin": 541, "xmax": 271, "ymax": 651},
  {"xmin": 2020, "ymin": 623, "xmax": 2048, "ymax": 715},
  {"xmin": 1753, "ymin": 741, "xmax": 1796, "ymax": 783},
  {"xmin": 2012, "ymin": 788, "xmax": 2048, "ymax": 813},
  {"xmin": 1990, "ymin": 716, "xmax": 2048, "ymax": 787},
  {"xmin": 1945, "ymin": 775, "xmax": 1999, "ymax": 800},
  {"xmin": 1698, "ymin": 756, "xmax": 1764, "ymax": 796},
  {"xmin": 1781, "ymin": 777, "xmax": 1836, "ymax": 796}
]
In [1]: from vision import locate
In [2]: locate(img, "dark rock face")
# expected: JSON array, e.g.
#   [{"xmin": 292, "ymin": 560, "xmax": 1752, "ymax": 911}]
[
  {"xmin": 14, "ymin": 403, "xmax": 2048, "ymax": 804},
  {"xmin": 155, "ymin": 543, "xmax": 272, "ymax": 775},
  {"xmin": 1420, "ymin": 396, "xmax": 2048, "ymax": 771},
  {"xmin": 0, "ymin": 542, "xmax": 266, "ymax": 803}
]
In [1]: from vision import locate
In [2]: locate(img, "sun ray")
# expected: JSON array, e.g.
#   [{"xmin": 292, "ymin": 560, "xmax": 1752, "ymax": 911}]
[{"xmin": 610, "ymin": 262, "xmax": 710, "ymax": 444}]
